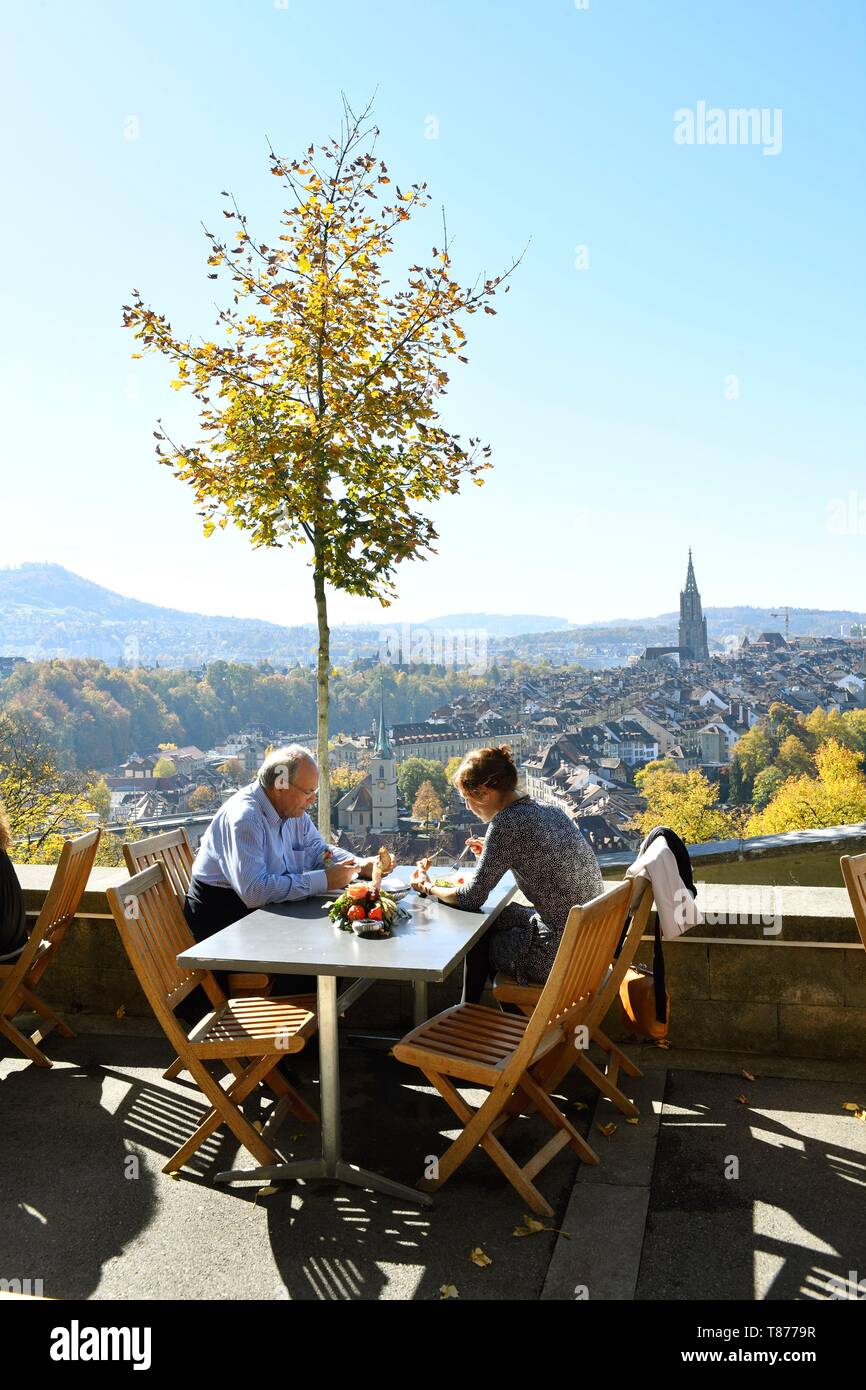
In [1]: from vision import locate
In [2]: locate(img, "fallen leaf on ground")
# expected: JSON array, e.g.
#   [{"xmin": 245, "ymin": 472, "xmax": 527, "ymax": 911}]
[
  {"xmin": 469, "ymin": 1247, "xmax": 492, "ymax": 1267},
  {"xmin": 167, "ymin": 1171, "xmax": 180, "ymax": 1181},
  {"xmin": 252, "ymin": 1120, "xmax": 264, "ymax": 1134},
  {"xmin": 256, "ymin": 1186, "xmax": 279, "ymax": 1198},
  {"xmin": 572, "ymin": 1100, "xmax": 588, "ymax": 1111},
  {"xmin": 513, "ymin": 1217, "xmax": 545, "ymax": 1236},
  {"xmin": 597, "ymin": 1121, "xmax": 617, "ymax": 1138},
  {"xmin": 625, "ymin": 1117, "xmax": 640, "ymax": 1125},
  {"xmin": 742, "ymin": 1069, "xmax": 756, "ymax": 1082},
  {"xmin": 439, "ymin": 1284, "xmax": 459, "ymax": 1299},
  {"xmin": 736, "ymin": 1094, "xmax": 750, "ymax": 1106},
  {"xmin": 115, "ymin": 1006, "xmax": 126, "ymax": 1019},
  {"xmin": 513, "ymin": 1215, "xmax": 571, "ymax": 1239},
  {"xmin": 654, "ymin": 1038, "xmax": 671, "ymax": 1049},
  {"xmin": 843, "ymin": 1101, "xmax": 865, "ymax": 1113}
]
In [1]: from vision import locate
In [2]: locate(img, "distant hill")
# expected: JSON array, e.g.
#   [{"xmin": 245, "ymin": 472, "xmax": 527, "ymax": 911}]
[
  {"xmin": 416, "ymin": 612, "xmax": 571, "ymax": 637},
  {"xmin": 1, "ymin": 564, "xmax": 862, "ymax": 666},
  {"xmin": 0, "ymin": 565, "xmax": 572, "ymax": 666}
]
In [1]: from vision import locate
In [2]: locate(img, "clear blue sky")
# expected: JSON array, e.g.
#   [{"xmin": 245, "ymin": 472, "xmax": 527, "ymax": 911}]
[{"xmin": 2, "ymin": 0, "xmax": 864, "ymax": 628}]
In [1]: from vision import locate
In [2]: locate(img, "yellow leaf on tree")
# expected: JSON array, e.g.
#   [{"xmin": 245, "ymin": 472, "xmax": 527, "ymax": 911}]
[
  {"xmin": 298, "ymin": 253, "xmax": 311, "ymax": 273},
  {"xmin": 169, "ymin": 379, "xmax": 184, "ymax": 391}
]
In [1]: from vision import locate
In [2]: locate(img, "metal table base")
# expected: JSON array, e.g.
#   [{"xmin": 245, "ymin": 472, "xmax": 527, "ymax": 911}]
[{"xmin": 215, "ymin": 974, "xmax": 433, "ymax": 1207}]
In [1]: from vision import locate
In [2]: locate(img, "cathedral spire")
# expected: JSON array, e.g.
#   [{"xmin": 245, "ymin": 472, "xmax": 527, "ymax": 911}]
[
  {"xmin": 679, "ymin": 549, "xmax": 709, "ymax": 661},
  {"xmin": 684, "ymin": 547, "xmax": 698, "ymax": 592},
  {"xmin": 373, "ymin": 674, "xmax": 393, "ymax": 758}
]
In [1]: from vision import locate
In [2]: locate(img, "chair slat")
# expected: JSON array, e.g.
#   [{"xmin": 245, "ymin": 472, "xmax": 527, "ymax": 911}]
[
  {"xmin": 106, "ymin": 863, "xmax": 319, "ymax": 1170},
  {"xmin": 0, "ymin": 830, "xmax": 101, "ymax": 1067},
  {"xmin": 393, "ymin": 879, "xmax": 635, "ymax": 1214}
]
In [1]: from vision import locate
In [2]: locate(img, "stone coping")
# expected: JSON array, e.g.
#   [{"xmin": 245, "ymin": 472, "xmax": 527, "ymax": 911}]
[
  {"xmin": 598, "ymin": 821, "xmax": 866, "ymax": 870},
  {"xmin": 13, "ymin": 862, "xmax": 864, "ymax": 947}
]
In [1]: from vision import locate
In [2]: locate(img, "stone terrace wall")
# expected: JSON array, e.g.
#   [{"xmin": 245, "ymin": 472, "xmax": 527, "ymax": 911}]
[{"xmin": 12, "ymin": 846, "xmax": 866, "ymax": 1060}]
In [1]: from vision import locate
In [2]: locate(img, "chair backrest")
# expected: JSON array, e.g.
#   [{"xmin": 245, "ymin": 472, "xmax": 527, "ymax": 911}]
[
  {"xmin": 0, "ymin": 830, "xmax": 101, "ymax": 997},
  {"xmin": 511, "ymin": 879, "xmax": 635, "ymax": 1069},
  {"xmin": 106, "ymin": 864, "xmax": 213, "ymax": 1039},
  {"xmin": 840, "ymin": 853, "xmax": 866, "ymax": 953},
  {"xmin": 581, "ymin": 877, "xmax": 655, "ymax": 1036},
  {"xmin": 123, "ymin": 828, "xmax": 194, "ymax": 900}
]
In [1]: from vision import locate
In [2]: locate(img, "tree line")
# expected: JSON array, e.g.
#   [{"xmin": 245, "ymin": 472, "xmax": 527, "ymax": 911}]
[{"xmin": 0, "ymin": 658, "xmax": 503, "ymax": 771}]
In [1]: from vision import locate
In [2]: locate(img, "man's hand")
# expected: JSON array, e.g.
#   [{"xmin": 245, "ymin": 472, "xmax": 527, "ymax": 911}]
[{"xmin": 325, "ymin": 861, "xmax": 357, "ymax": 891}]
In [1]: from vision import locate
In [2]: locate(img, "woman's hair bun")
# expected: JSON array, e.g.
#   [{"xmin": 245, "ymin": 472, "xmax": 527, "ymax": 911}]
[{"xmin": 454, "ymin": 744, "xmax": 518, "ymax": 794}]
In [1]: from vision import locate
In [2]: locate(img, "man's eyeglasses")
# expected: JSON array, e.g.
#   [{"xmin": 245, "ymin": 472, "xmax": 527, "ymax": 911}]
[{"xmin": 290, "ymin": 780, "xmax": 318, "ymax": 800}]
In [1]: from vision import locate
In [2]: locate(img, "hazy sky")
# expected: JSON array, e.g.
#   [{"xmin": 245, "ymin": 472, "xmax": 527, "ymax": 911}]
[{"xmin": 2, "ymin": 0, "xmax": 864, "ymax": 627}]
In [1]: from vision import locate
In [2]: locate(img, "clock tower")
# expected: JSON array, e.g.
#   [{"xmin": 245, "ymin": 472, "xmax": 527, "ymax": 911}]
[{"xmin": 371, "ymin": 685, "xmax": 399, "ymax": 833}]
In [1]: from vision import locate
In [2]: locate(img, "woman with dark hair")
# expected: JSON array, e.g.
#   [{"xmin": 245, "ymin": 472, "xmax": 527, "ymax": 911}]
[
  {"xmin": 0, "ymin": 801, "xmax": 28, "ymax": 963},
  {"xmin": 416, "ymin": 746, "xmax": 603, "ymax": 1003}
]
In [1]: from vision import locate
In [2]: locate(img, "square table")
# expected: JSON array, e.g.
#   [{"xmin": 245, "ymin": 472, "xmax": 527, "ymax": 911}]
[{"xmin": 176, "ymin": 865, "xmax": 517, "ymax": 1204}]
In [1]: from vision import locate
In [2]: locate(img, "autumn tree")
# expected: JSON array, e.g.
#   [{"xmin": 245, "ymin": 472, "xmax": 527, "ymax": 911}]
[
  {"xmin": 632, "ymin": 759, "xmax": 740, "ymax": 845},
  {"xmin": 412, "ymin": 779, "xmax": 443, "ymax": 832},
  {"xmin": 188, "ymin": 784, "xmax": 217, "ymax": 811},
  {"xmin": 123, "ymin": 97, "xmax": 519, "ymax": 833},
  {"xmin": 152, "ymin": 755, "xmax": 177, "ymax": 778},
  {"xmin": 0, "ymin": 710, "xmax": 95, "ymax": 860},
  {"xmin": 216, "ymin": 757, "xmax": 245, "ymax": 783},
  {"xmin": 330, "ymin": 764, "xmax": 366, "ymax": 797},
  {"xmin": 444, "ymin": 755, "xmax": 463, "ymax": 785},
  {"xmin": 746, "ymin": 740, "xmax": 866, "ymax": 834},
  {"xmin": 398, "ymin": 756, "xmax": 449, "ymax": 808},
  {"xmin": 776, "ymin": 734, "xmax": 813, "ymax": 780},
  {"xmin": 751, "ymin": 765, "xmax": 785, "ymax": 810},
  {"xmin": 87, "ymin": 777, "xmax": 112, "ymax": 822}
]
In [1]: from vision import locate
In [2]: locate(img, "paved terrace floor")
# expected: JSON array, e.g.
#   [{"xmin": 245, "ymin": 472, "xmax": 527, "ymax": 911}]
[{"xmin": 2, "ymin": 1018, "xmax": 866, "ymax": 1302}]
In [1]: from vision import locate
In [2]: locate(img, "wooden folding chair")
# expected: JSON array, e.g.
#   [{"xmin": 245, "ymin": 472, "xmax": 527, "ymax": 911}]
[
  {"xmin": 0, "ymin": 829, "xmax": 101, "ymax": 1067},
  {"xmin": 124, "ymin": 828, "xmax": 272, "ymax": 998},
  {"xmin": 840, "ymin": 853, "xmax": 866, "ymax": 956},
  {"xmin": 493, "ymin": 878, "xmax": 654, "ymax": 1118},
  {"xmin": 393, "ymin": 879, "xmax": 635, "ymax": 1216},
  {"xmin": 106, "ymin": 863, "xmax": 318, "ymax": 1174}
]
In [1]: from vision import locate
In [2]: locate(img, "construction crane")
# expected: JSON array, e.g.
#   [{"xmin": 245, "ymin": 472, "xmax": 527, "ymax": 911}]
[{"xmin": 770, "ymin": 607, "xmax": 791, "ymax": 641}]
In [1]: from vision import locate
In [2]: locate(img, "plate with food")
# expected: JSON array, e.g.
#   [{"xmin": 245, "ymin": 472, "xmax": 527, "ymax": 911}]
[
  {"xmin": 320, "ymin": 847, "xmax": 411, "ymax": 900},
  {"xmin": 327, "ymin": 880, "xmax": 406, "ymax": 938},
  {"xmin": 411, "ymin": 856, "xmax": 474, "ymax": 891}
]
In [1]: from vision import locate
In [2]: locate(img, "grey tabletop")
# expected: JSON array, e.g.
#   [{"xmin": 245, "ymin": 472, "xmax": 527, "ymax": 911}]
[{"xmin": 176, "ymin": 864, "xmax": 517, "ymax": 982}]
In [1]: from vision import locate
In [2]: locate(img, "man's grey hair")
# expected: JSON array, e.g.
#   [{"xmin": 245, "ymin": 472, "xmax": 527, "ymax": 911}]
[{"xmin": 257, "ymin": 745, "xmax": 317, "ymax": 793}]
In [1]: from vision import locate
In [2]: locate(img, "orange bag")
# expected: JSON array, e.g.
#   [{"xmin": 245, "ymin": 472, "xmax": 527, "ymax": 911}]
[{"xmin": 620, "ymin": 964, "xmax": 670, "ymax": 1040}]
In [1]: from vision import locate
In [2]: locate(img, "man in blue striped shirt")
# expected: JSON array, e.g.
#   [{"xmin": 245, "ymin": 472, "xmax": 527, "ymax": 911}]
[
  {"xmin": 184, "ymin": 745, "xmax": 393, "ymax": 950},
  {"xmin": 178, "ymin": 744, "xmax": 395, "ymax": 1053}
]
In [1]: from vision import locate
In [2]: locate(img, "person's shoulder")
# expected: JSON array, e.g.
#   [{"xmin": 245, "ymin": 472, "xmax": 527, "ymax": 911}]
[{"xmin": 223, "ymin": 782, "xmax": 263, "ymax": 823}]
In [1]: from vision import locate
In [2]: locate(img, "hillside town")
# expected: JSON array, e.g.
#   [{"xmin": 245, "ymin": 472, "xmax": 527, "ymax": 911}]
[{"xmin": 74, "ymin": 554, "xmax": 866, "ymax": 862}]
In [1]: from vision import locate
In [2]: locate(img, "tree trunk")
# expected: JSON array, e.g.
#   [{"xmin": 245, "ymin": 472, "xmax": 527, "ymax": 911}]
[{"xmin": 313, "ymin": 540, "xmax": 331, "ymax": 838}]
